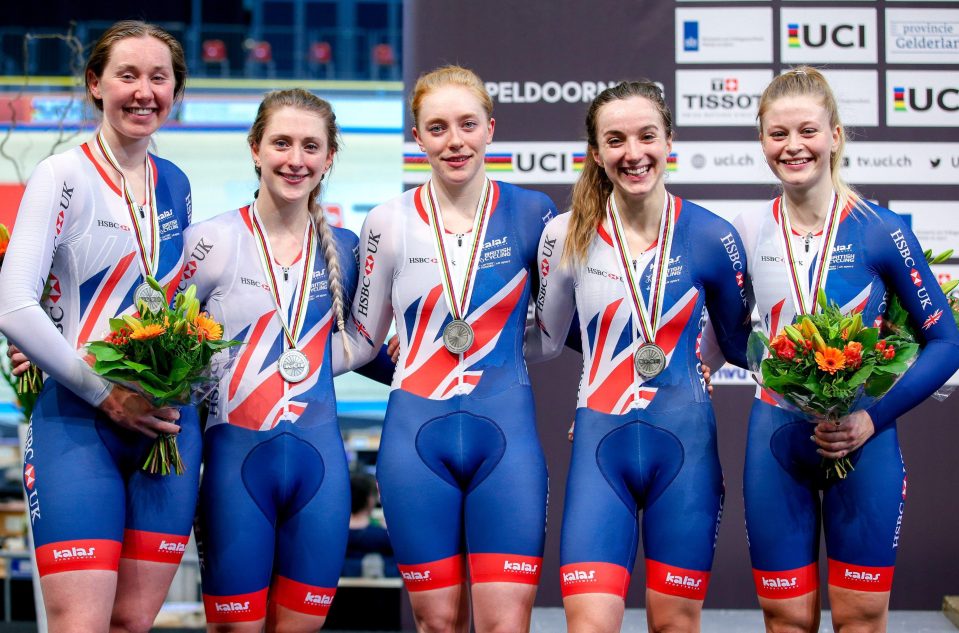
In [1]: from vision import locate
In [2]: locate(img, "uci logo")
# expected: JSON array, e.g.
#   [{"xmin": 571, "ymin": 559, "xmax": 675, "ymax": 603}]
[
  {"xmin": 788, "ymin": 23, "xmax": 867, "ymax": 48},
  {"xmin": 893, "ymin": 86, "xmax": 959, "ymax": 112}
]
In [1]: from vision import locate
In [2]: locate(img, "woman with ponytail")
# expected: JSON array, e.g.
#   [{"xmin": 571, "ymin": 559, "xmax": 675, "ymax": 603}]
[
  {"xmin": 341, "ymin": 65, "xmax": 558, "ymax": 633},
  {"xmin": 528, "ymin": 80, "xmax": 753, "ymax": 632},
  {"xmin": 184, "ymin": 89, "xmax": 389, "ymax": 633},
  {"xmin": 732, "ymin": 66, "xmax": 959, "ymax": 632}
]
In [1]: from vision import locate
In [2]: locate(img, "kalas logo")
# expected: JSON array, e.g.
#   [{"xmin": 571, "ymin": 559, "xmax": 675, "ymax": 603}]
[
  {"xmin": 787, "ymin": 22, "xmax": 867, "ymax": 48},
  {"xmin": 158, "ymin": 540, "xmax": 186, "ymax": 553},
  {"xmin": 304, "ymin": 592, "xmax": 333, "ymax": 606},
  {"xmin": 215, "ymin": 601, "xmax": 250, "ymax": 612},
  {"xmin": 562, "ymin": 569, "xmax": 596, "ymax": 583},
  {"xmin": 503, "ymin": 560, "xmax": 538, "ymax": 574},
  {"xmin": 761, "ymin": 576, "xmax": 797, "ymax": 588},
  {"xmin": 53, "ymin": 546, "xmax": 96, "ymax": 561},
  {"xmin": 402, "ymin": 570, "xmax": 431, "ymax": 581}
]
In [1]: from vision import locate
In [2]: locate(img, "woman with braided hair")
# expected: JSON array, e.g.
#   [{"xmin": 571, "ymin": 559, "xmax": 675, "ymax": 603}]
[{"xmin": 184, "ymin": 88, "xmax": 390, "ymax": 633}]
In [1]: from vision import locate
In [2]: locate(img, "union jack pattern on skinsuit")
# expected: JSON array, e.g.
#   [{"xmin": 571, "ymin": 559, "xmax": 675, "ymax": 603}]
[
  {"xmin": 184, "ymin": 206, "xmax": 358, "ymax": 430},
  {"xmin": 399, "ymin": 272, "xmax": 527, "ymax": 399},
  {"xmin": 345, "ymin": 181, "xmax": 555, "ymax": 400},
  {"xmin": 736, "ymin": 197, "xmax": 959, "ymax": 416},
  {"xmin": 0, "ymin": 144, "xmax": 189, "ymax": 401},
  {"xmin": 738, "ymin": 198, "xmax": 959, "ymax": 588},
  {"xmin": 532, "ymin": 197, "xmax": 751, "ymax": 415}
]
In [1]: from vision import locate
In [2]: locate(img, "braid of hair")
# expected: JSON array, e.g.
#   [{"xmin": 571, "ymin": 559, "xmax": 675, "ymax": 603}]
[{"xmin": 310, "ymin": 194, "xmax": 352, "ymax": 363}]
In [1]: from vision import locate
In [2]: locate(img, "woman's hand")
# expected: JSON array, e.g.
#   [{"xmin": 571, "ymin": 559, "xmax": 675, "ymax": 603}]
[
  {"xmin": 6, "ymin": 343, "xmax": 31, "ymax": 377},
  {"xmin": 811, "ymin": 410, "xmax": 875, "ymax": 459},
  {"xmin": 388, "ymin": 334, "xmax": 401, "ymax": 364},
  {"xmin": 702, "ymin": 363, "xmax": 713, "ymax": 395},
  {"xmin": 567, "ymin": 420, "xmax": 575, "ymax": 443},
  {"xmin": 97, "ymin": 385, "xmax": 181, "ymax": 438}
]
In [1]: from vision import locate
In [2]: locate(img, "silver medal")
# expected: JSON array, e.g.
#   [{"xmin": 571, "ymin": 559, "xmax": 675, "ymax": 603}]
[
  {"xmin": 633, "ymin": 343, "xmax": 667, "ymax": 378},
  {"xmin": 443, "ymin": 319, "xmax": 474, "ymax": 354},
  {"xmin": 278, "ymin": 348, "xmax": 310, "ymax": 383},
  {"xmin": 134, "ymin": 283, "xmax": 166, "ymax": 314}
]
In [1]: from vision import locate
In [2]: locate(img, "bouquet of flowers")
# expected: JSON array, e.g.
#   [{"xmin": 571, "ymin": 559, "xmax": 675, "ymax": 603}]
[
  {"xmin": 750, "ymin": 290, "xmax": 918, "ymax": 479},
  {"xmin": 882, "ymin": 249, "xmax": 958, "ymax": 401},
  {"xmin": 87, "ymin": 277, "xmax": 238, "ymax": 475},
  {"xmin": 0, "ymin": 223, "xmax": 42, "ymax": 422}
]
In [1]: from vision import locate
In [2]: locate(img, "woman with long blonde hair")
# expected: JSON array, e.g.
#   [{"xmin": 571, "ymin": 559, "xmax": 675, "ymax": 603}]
[{"xmin": 737, "ymin": 66, "xmax": 959, "ymax": 633}]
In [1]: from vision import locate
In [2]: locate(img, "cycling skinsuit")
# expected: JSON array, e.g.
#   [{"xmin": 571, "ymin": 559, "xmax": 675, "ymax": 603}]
[
  {"xmin": 738, "ymin": 197, "xmax": 959, "ymax": 597},
  {"xmin": 0, "ymin": 143, "xmax": 197, "ymax": 576},
  {"xmin": 345, "ymin": 181, "xmax": 556, "ymax": 591},
  {"xmin": 529, "ymin": 196, "xmax": 751, "ymax": 601},
  {"xmin": 185, "ymin": 205, "xmax": 362, "ymax": 622}
]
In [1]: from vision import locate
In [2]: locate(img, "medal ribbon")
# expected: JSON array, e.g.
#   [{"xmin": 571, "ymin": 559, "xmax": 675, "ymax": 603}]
[
  {"xmin": 423, "ymin": 178, "xmax": 494, "ymax": 320},
  {"xmin": 249, "ymin": 202, "xmax": 316, "ymax": 350},
  {"xmin": 777, "ymin": 192, "xmax": 841, "ymax": 315},
  {"xmin": 95, "ymin": 130, "xmax": 159, "ymax": 280},
  {"xmin": 606, "ymin": 193, "xmax": 676, "ymax": 346}
]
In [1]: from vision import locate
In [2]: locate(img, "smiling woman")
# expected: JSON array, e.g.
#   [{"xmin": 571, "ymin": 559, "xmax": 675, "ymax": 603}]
[{"xmin": 0, "ymin": 20, "xmax": 198, "ymax": 633}]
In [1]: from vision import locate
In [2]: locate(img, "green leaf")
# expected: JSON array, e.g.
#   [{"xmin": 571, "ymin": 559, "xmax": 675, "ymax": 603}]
[
  {"xmin": 865, "ymin": 372, "xmax": 896, "ymax": 396},
  {"xmin": 846, "ymin": 365, "xmax": 874, "ymax": 388},
  {"xmin": 88, "ymin": 343, "xmax": 125, "ymax": 361}
]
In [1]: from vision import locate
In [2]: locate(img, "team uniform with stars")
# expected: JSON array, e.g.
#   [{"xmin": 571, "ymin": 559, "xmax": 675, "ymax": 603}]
[
  {"xmin": 528, "ymin": 196, "xmax": 751, "ymax": 601},
  {"xmin": 0, "ymin": 144, "xmax": 198, "ymax": 576},
  {"xmin": 734, "ymin": 198, "xmax": 959, "ymax": 598},
  {"xmin": 183, "ymin": 204, "xmax": 391, "ymax": 623},
  {"xmin": 343, "ymin": 181, "xmax": 557, "ymax": 591}
]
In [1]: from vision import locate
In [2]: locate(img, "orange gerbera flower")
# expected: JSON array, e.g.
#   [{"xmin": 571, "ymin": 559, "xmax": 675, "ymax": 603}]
[
  {"xmin": 815, "ymin": 346, "xmax": 846, "ymax": 374},
  {"xmin": 193, "ymin": 312, "xmax": 223, "ymax": 342},
  {"xmin": 129, "ymin": 323, "xmax": 166, "ymax": 340}
]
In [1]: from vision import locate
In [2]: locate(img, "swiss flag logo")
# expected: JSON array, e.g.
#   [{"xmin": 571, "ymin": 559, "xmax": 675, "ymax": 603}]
[
  {"xmin": 725, "ymin": 78, "xmax": 739, "ymax": 92},
  {"xmin": 23, "ymin": 464, "xmax": 35, "ymax": 491}
]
